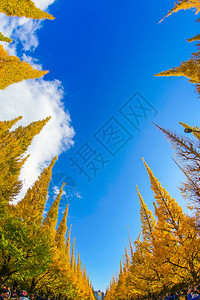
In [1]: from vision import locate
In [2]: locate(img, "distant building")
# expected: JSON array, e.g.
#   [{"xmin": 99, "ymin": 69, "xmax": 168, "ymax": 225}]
[{"xmin": 94, "ymin": 290, "xmax": 105, "ymax": 300}]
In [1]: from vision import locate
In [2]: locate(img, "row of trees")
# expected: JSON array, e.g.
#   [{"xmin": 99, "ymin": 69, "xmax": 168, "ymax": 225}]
[
  {"xmin": 105, "ymin": 147, "xmax": 200, "ymax": 299},
  {"xmin": 0, "ymin": 1, "xmax": 95, "ymax": 299},
  {"xmin": 105, "ymin": 1, "xmax": 200, "ymax": 299},
  {"xmin": 0, "ymin": 117, "xmax": 95, "ymax": 300}
]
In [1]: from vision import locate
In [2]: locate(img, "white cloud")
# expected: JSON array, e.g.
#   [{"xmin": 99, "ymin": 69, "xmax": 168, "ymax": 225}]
[
  {"xmin": 0, "ymin": 79, "xmax": 75, "ymax": 202},
  {"xmin": 14, "ymin": 19, "xmax": 42, "ymax": 52},
  {"xmin": 0, "ymin": 15, "xmax": 42, "ymax": 53},
  {"xmin": 0, "ymin": 0, "xmax": 75, "ymax": 202},
  {"xmin": 32, "ymin": 0, "xmax": 56, "ymax": 11}
]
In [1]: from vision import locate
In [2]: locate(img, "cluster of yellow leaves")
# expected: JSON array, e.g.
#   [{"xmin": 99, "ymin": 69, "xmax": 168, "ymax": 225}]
[
  {"xmin": 0, "ymin": 116, "xmax": 50, "ymax": 216},
  {"xmin": 0, "ymin": 0, "xmax": 54, "ymax": 20},
  {"xmin": 0, "ymin": 45, "xmax": 48, "ymax": 89},
  {"xmin": 155, "ymin": 57, "xmax": 200, "ymax": 84},
  {"xmin": 160, "ymin": 0, "xmax": 200, "ymax": 23},
  {"xmin": 0, "ymin": 32, "xmax": 12, "ymax": 43},
  {"xmin": 187, "ymin": 34, "xmax": 200, "ymax": 42},
  {"xmin": 155, "ymin": 46, "xmax": 200, "ymax": 94}
]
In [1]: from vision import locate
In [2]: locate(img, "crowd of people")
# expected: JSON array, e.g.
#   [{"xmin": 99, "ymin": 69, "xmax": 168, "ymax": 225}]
[
  {"xmin": 163, "ymin": 286, "xmax": 200, "ymax": 300},
  {"xmin": 0, "ymin": 288, "xmax": 46, "ymax": 300},
  {"xmin": 2, "ymin": 285, "xmax": 200, "ymax": 300}
]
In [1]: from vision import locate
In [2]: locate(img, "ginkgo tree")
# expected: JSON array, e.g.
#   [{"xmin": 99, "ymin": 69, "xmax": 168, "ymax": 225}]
[
  {"xmin": 105, "ymin": 2, "xmax": 200, "ymax": 298},
  {"xmin": 0, "ymin": 117, "xmax": 52, "ymax": 283},
  {"xmin": 105, "ymin": 159, "xmax": 200, "ymax": 300},
  {"xmin": 0, "ymin": 117, "xmax": 95, "ymax": 300}
]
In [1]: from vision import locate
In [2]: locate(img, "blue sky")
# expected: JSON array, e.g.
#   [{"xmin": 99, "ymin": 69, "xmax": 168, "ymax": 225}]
[
  {"xmin": 2, "ymin": 0, "xmax": 200, "ymax": 292},
  {"xmin": 35, "ymin": 0, "xmax": 200, "ymax": 291}
]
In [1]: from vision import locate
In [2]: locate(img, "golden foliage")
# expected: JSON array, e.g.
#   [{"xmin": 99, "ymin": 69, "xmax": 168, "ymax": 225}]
[
  {"xmin": 0, "ymin": 32, "xmax": 12, "ymax": 43},
  {"xmin": 0, "ymin": 0, "xmax": 54, "ymax": 19},
  {"xmin": 0, "ymin": 45, "xmax": 48, "ymax": 89},
  {"xmin": 160, "ymin": 0, "xmax": 200, "ymax": 23},
  {"xmin": 0, "ymin": 118, "xmax": 95, "ymax": 300},
  {"xmin": 14, "ymin": 157, "xmax": 57, "ymax": 226},
  {"xmin": 42, "ymin": 183, "xmax": 65, "ymax": 241},
  {"xmin": 105, "ymin": 1, "xmax": 200, "ymax": 298},
  {"xmin": 105, "ymin": 159, "xmax": 200, "ymax": 300},
  {"xmin": 155, "ymin": 56, "xmax": 200, "ymax": 83},
  {"xmin": 0, "ymin": 117, "xmax": 50, "ymax": 216},
  {"xmin": 55, "ymin": 205, "xmax": 69, "ymax": 254},
  {"xmin": 187, "ymin": 34, "xmax": 200, "ymax": 42}
]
